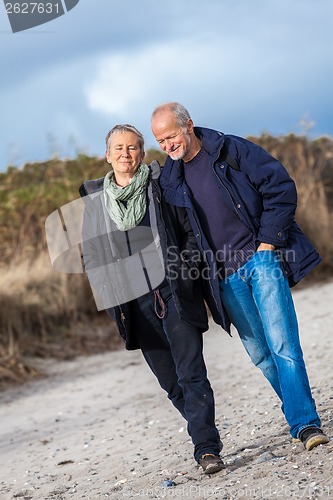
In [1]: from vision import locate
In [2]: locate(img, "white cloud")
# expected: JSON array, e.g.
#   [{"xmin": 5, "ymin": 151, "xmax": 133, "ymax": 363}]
[
  {"xmin": 83, "ymin": 32, "xmax": 329, "ymax": 133},
  {"xmin": 84, "ymin": 41, "xmax": 202, "ymax": 117}
]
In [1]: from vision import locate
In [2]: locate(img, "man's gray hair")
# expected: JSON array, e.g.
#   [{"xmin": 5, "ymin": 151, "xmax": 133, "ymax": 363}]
[
  {"xmin": 105, "ymin": 124, "xmax": 145, "ymax": 153},
  {"xmin": 152, "ymin": 102, "xmax": 191, "ymax": 129}
]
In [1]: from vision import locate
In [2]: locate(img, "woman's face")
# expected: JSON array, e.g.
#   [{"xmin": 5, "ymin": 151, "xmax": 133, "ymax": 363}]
[{"xmin": 106, "ymin": 131, "xmax": 145, "ymax": 184}]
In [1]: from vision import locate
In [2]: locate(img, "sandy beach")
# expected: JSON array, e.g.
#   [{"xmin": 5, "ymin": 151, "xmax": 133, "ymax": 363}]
[{"xmin": 0, "ymin": 281, "xmax": 332, "ymax": 499}]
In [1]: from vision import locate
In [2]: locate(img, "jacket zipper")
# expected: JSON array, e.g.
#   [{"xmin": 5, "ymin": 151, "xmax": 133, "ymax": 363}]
[
  {"xmin": 213, "ymin": 163, "xmax": 242, "ymax": 218},
  {"xmin": 212, "ymin": 161, "xmax": 254, "ymax": 233}
]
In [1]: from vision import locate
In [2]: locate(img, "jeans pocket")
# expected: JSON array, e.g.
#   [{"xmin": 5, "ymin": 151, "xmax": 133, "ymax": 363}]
[{"xmin": 253, "ymin": 249, "xmax": 277, "ymax": 262}]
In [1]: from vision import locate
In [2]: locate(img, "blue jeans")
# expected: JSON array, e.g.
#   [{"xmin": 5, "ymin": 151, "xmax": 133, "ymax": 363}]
[
  {"xmin": 219, "ymin": 250, "xmax": 320, "ymax": 439},
  {"xmin": 131, "ymin": 289, "xmax": 220, "ymax": 462}
]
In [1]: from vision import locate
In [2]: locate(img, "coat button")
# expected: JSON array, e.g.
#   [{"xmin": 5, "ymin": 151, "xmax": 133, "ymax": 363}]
[
  {"xmin": 220, "ymin": 165, "xmax": 225, "ymax": 169},
  {"xmin": 277, "ymin": 232, "xmax": 282, "ymax": 237},
  {"xmin": 236, "ymin": 203, "xmax": 241, "ymax": 209}
]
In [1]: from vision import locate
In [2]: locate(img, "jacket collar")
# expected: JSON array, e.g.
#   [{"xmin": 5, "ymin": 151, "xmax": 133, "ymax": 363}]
[
  {"xmin": 194, "ymin": 126, "xmax": 225, "ymax": 158},
  {"xmin": 160, "ymin": 127, "xmax": 225, "ymax": 206}
]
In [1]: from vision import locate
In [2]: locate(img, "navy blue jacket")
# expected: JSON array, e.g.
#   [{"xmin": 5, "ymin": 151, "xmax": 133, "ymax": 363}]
[{"xmin": 160, "ymin": 127, "xmax": 322, "ymax": 333}]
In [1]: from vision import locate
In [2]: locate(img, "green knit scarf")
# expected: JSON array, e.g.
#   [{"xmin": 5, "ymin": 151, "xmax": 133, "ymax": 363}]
[{"xmin": 103, "ymin": 163, "xmax": 149, "ymax": 231}]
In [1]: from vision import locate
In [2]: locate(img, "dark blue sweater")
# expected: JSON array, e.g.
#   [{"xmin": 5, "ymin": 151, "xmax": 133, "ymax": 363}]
[{"xmin": 184, "ymin": 148, "xmax": 256, "ymax": 276}]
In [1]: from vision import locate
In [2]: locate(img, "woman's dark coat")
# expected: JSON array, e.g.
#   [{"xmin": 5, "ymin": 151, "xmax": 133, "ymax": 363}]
[{"xmin": 79, "ymin": 160, "xmax": 208, "ymax": 350}]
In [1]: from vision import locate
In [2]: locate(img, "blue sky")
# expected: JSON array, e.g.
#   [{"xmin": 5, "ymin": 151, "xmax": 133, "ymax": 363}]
[{"xmin": 0, "ymin": 0, "xmax": 332, "ymax": 171}]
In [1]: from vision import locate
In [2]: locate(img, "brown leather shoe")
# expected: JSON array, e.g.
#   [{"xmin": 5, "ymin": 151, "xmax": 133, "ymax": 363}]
[{"xmin": 199, "ymin": 453, "xmax": 225, "ymax": 474}]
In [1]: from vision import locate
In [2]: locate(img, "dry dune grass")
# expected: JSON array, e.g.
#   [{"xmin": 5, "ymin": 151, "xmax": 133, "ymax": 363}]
[
  {"xmin": 0, "ymin": 254, "xmax": 83, "ymax": 354},
  {"xmin": 0, "ymin": 253, "xmax": 121, "ymax": 388}
]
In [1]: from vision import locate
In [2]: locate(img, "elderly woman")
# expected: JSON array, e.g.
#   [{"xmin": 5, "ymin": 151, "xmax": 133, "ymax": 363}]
[{"xmin": 79, "ymin": 124, "xmax": 223, "ymax": 474}]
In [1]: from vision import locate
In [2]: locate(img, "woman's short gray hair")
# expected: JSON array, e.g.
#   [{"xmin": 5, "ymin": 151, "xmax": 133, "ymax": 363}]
[{"xmin": 105, "ymin": 124, "xmax": 145, "ymax": 153}]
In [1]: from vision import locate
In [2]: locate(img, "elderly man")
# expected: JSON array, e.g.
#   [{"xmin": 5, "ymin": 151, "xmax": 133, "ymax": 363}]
[{"xmin": 151, "ymin": 102, "xmax": 329, "ymax": 451}]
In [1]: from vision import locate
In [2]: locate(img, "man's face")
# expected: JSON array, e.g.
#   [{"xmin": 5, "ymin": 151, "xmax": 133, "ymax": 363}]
[
  {"xmin": 151, "ymin": 111, "xmax": 192, "ymax": 161},
  {"xmin": 106, "ymin": 131, "xmax": 144, "ymax": 178}
]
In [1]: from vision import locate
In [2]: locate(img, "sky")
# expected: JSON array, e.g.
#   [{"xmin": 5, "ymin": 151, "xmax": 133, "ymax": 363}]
[{"xmin": 0, "ymin": 0, "xmax": 332, "ymax": 171}]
